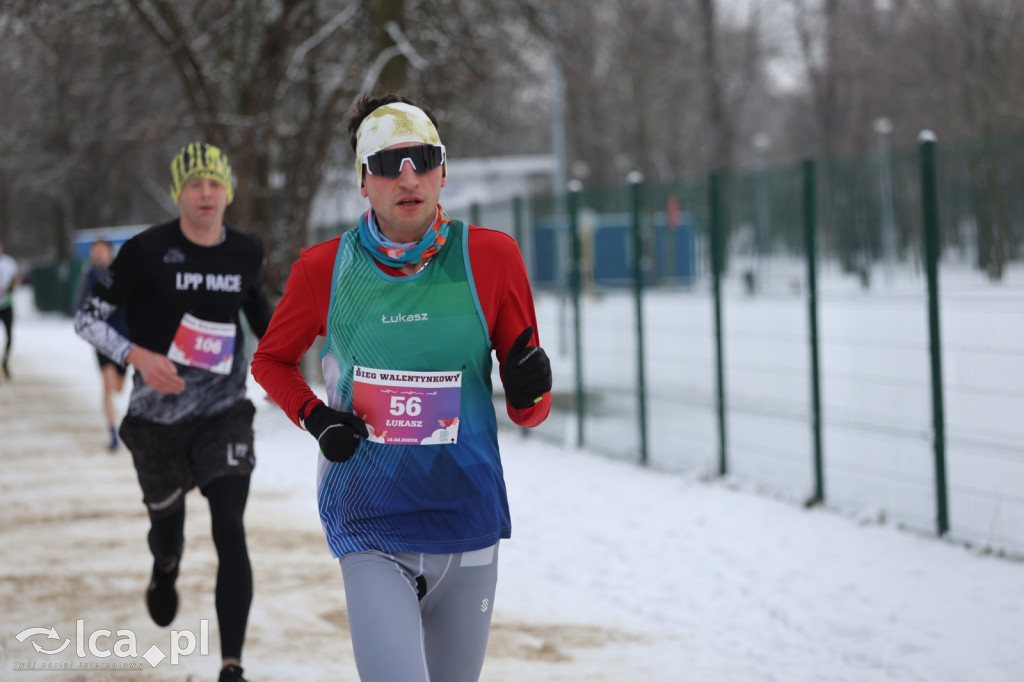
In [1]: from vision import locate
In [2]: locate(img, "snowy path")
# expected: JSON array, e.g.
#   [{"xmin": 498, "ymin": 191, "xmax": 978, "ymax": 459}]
[{"xmin": 1, "ymin": 295, "xmax": 1022, "ymax": 681}]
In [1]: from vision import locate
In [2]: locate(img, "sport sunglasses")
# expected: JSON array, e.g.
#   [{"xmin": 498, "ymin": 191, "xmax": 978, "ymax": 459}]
[{"xmin": 362, "ymin": 144, "xmax": 446, "ymax": 178}]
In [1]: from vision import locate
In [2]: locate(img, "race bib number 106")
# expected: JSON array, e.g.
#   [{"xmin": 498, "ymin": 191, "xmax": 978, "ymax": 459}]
[{"xmin": 167, "ymin": 313, "xmax": 237, "ymax": 375}]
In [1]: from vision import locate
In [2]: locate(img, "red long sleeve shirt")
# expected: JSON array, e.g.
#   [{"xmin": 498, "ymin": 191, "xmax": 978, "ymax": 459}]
[{"xmin": 251, "ymin": 225, "xmax": 551, "ymax": 429}]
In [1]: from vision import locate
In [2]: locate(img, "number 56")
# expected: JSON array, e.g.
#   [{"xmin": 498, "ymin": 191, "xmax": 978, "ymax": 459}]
[{"xmin": 390, "ymin": 396, "xmax": 422, "ymax": 416}]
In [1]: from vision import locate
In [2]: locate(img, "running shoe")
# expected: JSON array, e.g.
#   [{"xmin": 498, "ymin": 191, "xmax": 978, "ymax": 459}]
[
  {"xmin": 145, "ymin": 560, "xmax": 179, "ymax": 626},
  {"xmin": 218, "ymin": 664, "xmax": 248, "ymax": 681}
]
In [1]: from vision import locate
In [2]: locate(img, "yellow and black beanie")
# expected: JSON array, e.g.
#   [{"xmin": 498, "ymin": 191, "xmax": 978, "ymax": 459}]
[{"xmin": 169, "ymin": 142, "xmax": 235, "ymax": 205}]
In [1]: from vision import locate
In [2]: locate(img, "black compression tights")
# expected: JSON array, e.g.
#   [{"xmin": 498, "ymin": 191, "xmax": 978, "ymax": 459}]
[
  {"xmin": 1, "ymin": 306, "xmax": 12, "ymax": 358},
  {"xmin": 147, "ymin": 475, "xmax": 252, "ymax": 661}
]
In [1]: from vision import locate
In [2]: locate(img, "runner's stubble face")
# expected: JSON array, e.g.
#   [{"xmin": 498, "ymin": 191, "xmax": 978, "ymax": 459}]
[{"xmin": 360, "ymin": 142, "xmax": 446, "ymax": 243}]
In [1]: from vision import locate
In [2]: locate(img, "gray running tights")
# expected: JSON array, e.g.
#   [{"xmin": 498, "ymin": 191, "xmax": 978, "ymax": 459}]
[{"xmin": 339, "ymin": 543, "xmax": 499, "ymax": 682}]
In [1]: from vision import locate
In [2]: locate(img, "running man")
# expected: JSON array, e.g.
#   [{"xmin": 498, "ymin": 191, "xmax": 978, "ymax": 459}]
[
  {"xmin": 0, "ymin": 240, "xmax": 20, "ymax": 379},
  {"xmin": 75, "ymin": 238, "xmax": 128, "ymax": 451},
  {"xmin": 74, "ymin": 143, "xmax": 272, "ymax": 682},
  {"xmin": 251, "ymin": 94, "xmax": 552, "ymax": 682}
]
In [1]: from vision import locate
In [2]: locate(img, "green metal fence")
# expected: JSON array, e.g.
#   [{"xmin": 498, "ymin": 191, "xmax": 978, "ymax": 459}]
[
  {"xmin": 31, "ymin": 129, "xmax": 1024, "ymax": 557},
  {"xmin": 485, "ymin": 130, "xmax": 1024, "ymax": 557}
]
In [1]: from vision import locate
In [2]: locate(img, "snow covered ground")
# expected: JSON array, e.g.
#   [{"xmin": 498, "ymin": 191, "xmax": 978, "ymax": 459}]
[{"xmin": 1, "ymin": 287, "xmax": 1021, "ymax": 681}]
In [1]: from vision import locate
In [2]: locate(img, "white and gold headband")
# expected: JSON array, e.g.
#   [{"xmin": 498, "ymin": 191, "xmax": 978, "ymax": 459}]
[{"xmin": 354, "ymin": 102, "xmax": 442, "ymax": 185}]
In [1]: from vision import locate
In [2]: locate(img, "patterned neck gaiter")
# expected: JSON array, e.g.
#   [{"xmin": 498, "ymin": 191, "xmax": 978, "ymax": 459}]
[{"xmin": 357, "ymin": 205, "xmax": 450, "ymax": 267}]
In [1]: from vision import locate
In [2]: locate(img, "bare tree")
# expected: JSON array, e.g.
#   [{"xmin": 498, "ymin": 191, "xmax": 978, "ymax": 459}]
[
  {"xmin": 908, "ymin": 0, "xmax": 1024, "ymax": 277},
  {"xmin": 782, "ymin": 0, "xmax": 1024, "ymax": 276},
  {"xmin": 699, "ymin": 0, "xmax": 735, "ymax": 174},
  {"xmin": 369, "ymin": 0, "xmax": 409, "ymax": 93},
  {"xmin": 120, "ymin": 0, "xmax": 375, "ymax": 293},
  {"xmin": 6, "ymin": 0, "xmax": 1024, "ymax": 283},
  {"xmin": 401, "ymin": 0, "xmax": 550, "ymax": 158},
  {"xmin": 2, "ymin": 0, "xmax": 556, "ymax": 276},
  {"xmin": 122, "ymin": 0, "xmax": 553, "ymax": 285}
]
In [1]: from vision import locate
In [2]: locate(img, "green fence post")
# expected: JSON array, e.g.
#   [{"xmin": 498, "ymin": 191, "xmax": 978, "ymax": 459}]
[
  {"xmin": 920, "ymin": 130, "xmax": 949, "ymax": 537},
  {"xmin": 803, "ymin": 160, "xmax": 825, "ymax": 504},
  {"xmin": 709, "ymin": 172, "xmax": 727, "ymax": 476},
  {"xmin": 470, "ymin": 202, "xmax": 481, "ymax": 227},
  {"xmin": 567, "ymin": 181, "xmax": 585, "ymax": 448},
  {"xmin": 628, "ymin": 172, "xmax": 649, "ymax": 466}
]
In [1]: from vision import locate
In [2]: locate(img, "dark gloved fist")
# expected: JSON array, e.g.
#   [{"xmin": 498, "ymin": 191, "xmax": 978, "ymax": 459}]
[
  {"xmin": 304, "ymin": 403, "xmax": 369, "ymax": 463},
  {"xmin": 504, "ymin": 326, "xmax": 552, "ymax": 409}
]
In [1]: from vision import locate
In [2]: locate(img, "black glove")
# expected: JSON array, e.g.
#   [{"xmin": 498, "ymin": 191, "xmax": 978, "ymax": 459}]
[
  {"xmin": 504, "ymin": 326, "xmax": 552, "ymax": 409},
  {"xmin": 304, "ymin": 403, "xmax": 369, "ymax": 463}
]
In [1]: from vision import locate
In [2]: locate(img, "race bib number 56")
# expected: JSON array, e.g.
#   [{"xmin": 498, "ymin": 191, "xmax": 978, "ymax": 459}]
[
  {"xmin": 167, "ymin": 313, "xmax": 236, "ymax": 375},
  {"xmin": 352, "ymin": 366, "xmax": 461, "ymax": 445}
]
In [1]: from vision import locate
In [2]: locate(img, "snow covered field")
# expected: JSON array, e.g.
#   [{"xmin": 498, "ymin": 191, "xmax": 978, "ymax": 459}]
[
  {"xmin": 1, "ymin": 287, "xmax": 1022, "ymax": 681},
  {"xmin": 530, "ymin": 258, "xmax": 1024, "ymax": 555}
]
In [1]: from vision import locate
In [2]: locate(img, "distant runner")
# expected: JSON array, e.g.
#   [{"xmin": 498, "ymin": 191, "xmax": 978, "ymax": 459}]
[
  {"xmin": 0, "ymin": 240, "xmax": 21, "ymax": 380},
  {"xmin": 75, "ymin": 238, "xmax": 128, "ymax": 451}
]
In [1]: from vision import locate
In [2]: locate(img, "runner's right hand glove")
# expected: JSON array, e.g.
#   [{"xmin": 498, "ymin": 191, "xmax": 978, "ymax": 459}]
[{"xmin": 304, "ymin": 403, "xmax": 369, "ymax": 463}]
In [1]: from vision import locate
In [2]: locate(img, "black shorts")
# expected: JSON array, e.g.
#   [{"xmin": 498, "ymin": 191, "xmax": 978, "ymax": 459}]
[
  {"xmin": 119, "ymin": 399, "xmax": 256, "ymax": 519},
  {"xmin": 96, "ymin": 351, "xmax": 127, "ymax": 375}
]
